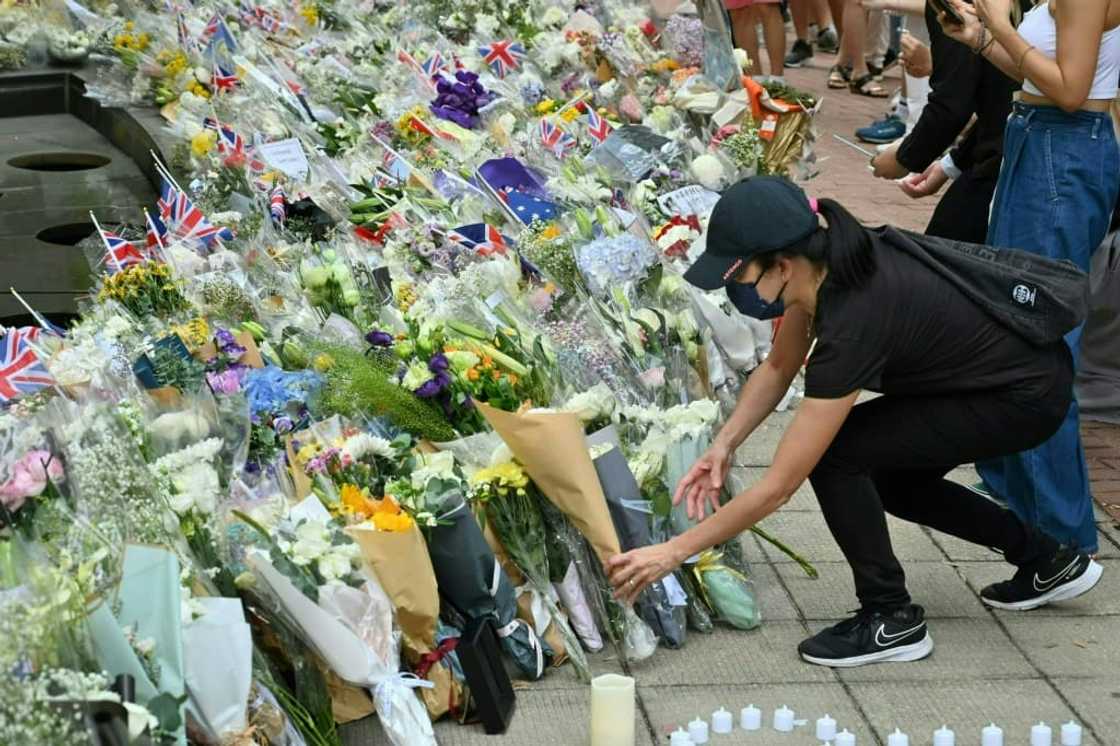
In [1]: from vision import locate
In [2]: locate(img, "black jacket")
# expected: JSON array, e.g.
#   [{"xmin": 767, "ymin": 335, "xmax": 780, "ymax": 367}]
[{"xmin": 895, "ymin": 2, "xmax": 1033, "ymax": 179}]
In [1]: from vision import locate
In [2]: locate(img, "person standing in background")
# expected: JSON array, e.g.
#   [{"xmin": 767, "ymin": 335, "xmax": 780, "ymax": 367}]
[
  {"xmin": 727, "ymin": 0, "xmax": 788, "ymax": 80},
  {"xmin": 941, "ymin": 0, "xmax": 1120, "ymax": 555},
  {"xmin": 786, "ymin": 0, "xmax": 841, "ymax": 66}
]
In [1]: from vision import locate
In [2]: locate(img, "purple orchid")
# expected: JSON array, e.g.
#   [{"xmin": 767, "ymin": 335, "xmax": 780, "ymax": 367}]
[
  {"xmin": 207, "ymin": 367, "xmax": 245, "ymax": 395},
  {"xmin": 430, "ymin": 71, "xmax": 495, "ymax": 130},
  {"xmin": 365, "ymin": 329, "xmax": 395, "ymax": 348}
]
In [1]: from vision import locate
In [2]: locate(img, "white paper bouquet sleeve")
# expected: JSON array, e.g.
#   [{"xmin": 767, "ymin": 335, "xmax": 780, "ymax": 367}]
[
  {"xmin": 182, "ymin": 597, "xmax": 252, "ymax": 741},
  {"xmin": 247, "ymin": 555, "xmax": 437, "ymax": 746}
]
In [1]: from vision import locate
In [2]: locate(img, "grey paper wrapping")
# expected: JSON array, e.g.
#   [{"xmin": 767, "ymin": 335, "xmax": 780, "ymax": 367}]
[
  {"xmin": 593, "ymin": 447, "xmax": 687, "ymax": 648},
  {"xmin": 426, "ymin": 496, "xmax": 549, "ymax": 680}
]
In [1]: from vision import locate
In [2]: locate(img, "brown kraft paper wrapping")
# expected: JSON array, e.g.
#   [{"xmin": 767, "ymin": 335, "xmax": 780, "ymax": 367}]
[
  {"xmin": 345, "ymin": 523, "xmax": 460, "ymax": 719},
  {"xmin": 478, "ymin": 403, "xmax": 622, "ymax": 567}
]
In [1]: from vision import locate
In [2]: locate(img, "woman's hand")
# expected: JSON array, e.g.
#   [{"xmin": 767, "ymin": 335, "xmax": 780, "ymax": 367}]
[
  {"xmin": 859, "ymin": 0, "xmax": 894, "ymax": 10},
  {"xmin": 899, "ymin": 160, "xmax": 950, "ymax": 198},
  {"xmin": 606, "ymin": 541, "xmax": 687, "ymax": 606},
  {"xmin": 938, "ymin": 0, "xmax": 983, "ymax": 48},
  {"xmin": 900, "ymin": 32, "xmax": 932, "ymax": 78},
  {"xmin": 672, "ymin": 440, "xmax": 732, "ymax": 521},
  {"xmin": 973, "ymin": 0, "xmax": 1015, "ymax": 34}
]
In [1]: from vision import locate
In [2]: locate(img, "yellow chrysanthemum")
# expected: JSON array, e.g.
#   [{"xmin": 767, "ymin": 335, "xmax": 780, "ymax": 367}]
[{"xmin": 191, "ymin": 129, "xmax": 217, "ymax": 157}]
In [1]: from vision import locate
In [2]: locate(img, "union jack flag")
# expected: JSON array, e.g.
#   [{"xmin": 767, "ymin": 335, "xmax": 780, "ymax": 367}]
[
  {"xmin": 202, "ymin": 14, "xmax": 237, "ymax": 52},
  {"xmin": 212, "ymin": 62, "xmax": 238, "ymax": 92},
  {"xmin": 421, "ymin": 52, "xmax": 447, "ymax": 78},
  {"xmin": 477, "ymin": 40, "xmax": 525, "ymax": 78},
  {"xmin": 396, "ymin": 48, "xmax": 438, "ymax": 91},
  {"xmin": 0, "ymin": 327, "xmax": 54, "ymax": 404},
  {"xmin": 241, "ymin": 4, "xmax": 284, "ymax": 33},
  {"xmin": 539, "ymin": 118, "xmax": 577, "ymax": 158},
  {"xmin": 446, "ymin": 223, "xmax": 509, "ymax": 257},
  {"xmin": 145, "ymin": 211, "xmax": 168, "ymax": 253},
  {"xmin": 269, "ymin": 185, "xmax": 286, "ymax": 224},
  {"xmin": 177, "ymin": 13, "xmax": 196, "ymax": 52},
  {"xmin": 98, "ymin": 229, "xmax": 146, "ymax": 273},
  {"xmin": 170, "ymin": 191, "xmax": 234, "ymax": 247},
  {"xmin": 203, "ymin": 117, "xmax": 245, "ymax": 155},
  {"xmin": 158, "ymin": 178, "xmax": 178, "ymax": 222},
  {"xmin": 585, "ymin": 107, "xmax": 612, "ymax": 144}
]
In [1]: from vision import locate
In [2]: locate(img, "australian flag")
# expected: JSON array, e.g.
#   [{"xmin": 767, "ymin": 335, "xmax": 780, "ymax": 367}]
[
  {"xmin": 0, "ymin": 327, "xmax": 54, "ymax": 404},
  {"xmin": 498, "ymin": 186, "xmax": 559, "ymax": 225}
]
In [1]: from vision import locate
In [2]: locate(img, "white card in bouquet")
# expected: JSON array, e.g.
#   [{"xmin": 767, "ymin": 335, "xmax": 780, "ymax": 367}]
[
  {"xmin": 287, "ymin": 494, "xmax": 333, "ymax": 523},
  {"xmin": 658, "ymin": 185, "xmax": 721, "ymax": 217},
  {"xmin": 259, "ymin": 138, "xmax": 311, "ymax": 181}
]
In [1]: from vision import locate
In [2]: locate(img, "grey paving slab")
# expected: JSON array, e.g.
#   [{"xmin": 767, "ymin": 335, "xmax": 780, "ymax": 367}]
[
  {"xmin": 339, "ymin": 687, "xmax": 657, "ymax": 746},
  {"xmin": 830, "ymin": 618, "xmax": 1036, "ymax": 682},
  {"xmin": 628, "ymin": 621, "xmax": 832, "ymax": 686},
  {"xmin": 756, "ymin": 511, "xmax": 944, "ymax": 565},
  {"xmin": 1001, "ymin": 616, "xmax": 1120, "ymax": 679},
  {"xmin": 730, "ymin": 467, "xmax": 819, "ymax": 511},
  {"xmin": 638, "ymin": 682, "xmax": 870, "ymax": 746},
  {"xmin": 776, "ymin": 561, "xmax": 990, "ymax": 620},
  {"xmin": 1051, "ymin": 678, "xmax": 1120, "ymax": 737},
  {"xmin": 954, "ymin": 559, "xmax": 1120, "ymax": 616},
  {"xmin": 748, "ymin": 560, "xmax": 802, "ymax": 621},
  {"xmin": 847, "ymin": 679, "xmax": 1103, "ymax": 746},
  {"xmin": 529, "ymin": 648, "xmax": 627, "ymax": 691}
]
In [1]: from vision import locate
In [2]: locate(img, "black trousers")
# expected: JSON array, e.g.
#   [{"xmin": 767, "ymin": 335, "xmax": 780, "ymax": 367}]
[
  {"xmin": 925, "ymin": 169, "xmax": 1000, "ymax": 245},
  {"xmin": 808, "ymin": 372, "xmax": 1071, "ymax": 611}
]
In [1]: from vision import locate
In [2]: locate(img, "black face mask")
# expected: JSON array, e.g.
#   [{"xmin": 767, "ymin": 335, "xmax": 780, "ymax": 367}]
[{"xmin": 726, "ymin": 269, "xmax": 788, "ymax": 320}]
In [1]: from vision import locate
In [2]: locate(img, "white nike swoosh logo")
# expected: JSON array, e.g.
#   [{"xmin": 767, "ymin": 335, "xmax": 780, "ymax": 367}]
[
  {"xmin": 874, "ymin": 622, "xmax": 925, "ymax": 648},
  {"xmin": 1033, "ymin": 557, "xmax": 1081, "ymax": 592}
]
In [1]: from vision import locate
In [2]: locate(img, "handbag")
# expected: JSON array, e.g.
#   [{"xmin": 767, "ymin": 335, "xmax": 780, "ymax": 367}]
[{"xmin": 880, "ymin": 227, "xmax": 1090, "ymax": 346}]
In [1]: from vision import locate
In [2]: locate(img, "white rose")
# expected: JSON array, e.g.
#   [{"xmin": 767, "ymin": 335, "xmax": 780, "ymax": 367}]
[
  {"xmin": 411, "ymin": 451, "xmax": 457, "ymax": 490},
  {"xmin": 290, "ymin": 521, "xmax": 332, "ymax": 564},
  {"xmin": 542, "ymin": 6, "xmax": 566, "ymax": 26},
  {"xmin": 690, "ymin": 154, "xmax": 726, "ymax": 192},
  {"xmin": 317, "ymin": 551, "xmax": 353, "ymax": 583}
]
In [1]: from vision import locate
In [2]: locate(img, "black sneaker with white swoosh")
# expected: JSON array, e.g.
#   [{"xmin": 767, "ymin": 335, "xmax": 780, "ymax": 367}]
[
  {"xmin": 798, "ymin": 605, "xmax": 933, "ymax": 668},
  {"xmin": 980, "ymin": 547, "xmax": 1103, "ymax": 611}
]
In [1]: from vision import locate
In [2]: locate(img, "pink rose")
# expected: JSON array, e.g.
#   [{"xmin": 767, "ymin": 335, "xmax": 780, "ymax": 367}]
[
  {"xmin": 619, "ymin": 93, "xmax": 644, "ymax": 123},
  {"xmin": 0, "ymin": 451, "xmax": 64, "ymax": 511}
]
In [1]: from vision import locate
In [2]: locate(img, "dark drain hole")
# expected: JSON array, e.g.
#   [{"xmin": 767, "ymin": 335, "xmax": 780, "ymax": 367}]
[
  {"xmin": 8, "ymin": 152, "xmax": 112, "ymax": 172},
  {"xmin": 37, "ymin": 222, "xmax": 96, "ymax": 246}
]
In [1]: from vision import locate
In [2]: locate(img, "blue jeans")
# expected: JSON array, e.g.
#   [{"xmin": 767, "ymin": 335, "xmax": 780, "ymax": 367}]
[{"xmin": 979, "ymin": 103, "xmax": 1120, "ymax": 553}]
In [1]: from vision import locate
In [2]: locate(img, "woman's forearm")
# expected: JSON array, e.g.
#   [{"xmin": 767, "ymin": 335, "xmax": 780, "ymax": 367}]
[
  {"xmin": 979, "ymin": 35, "xmax": 1024, "ymax": 82},
  {"xmin": 669, "ymin": 474, "xmax": 787, "ymax": 560}
]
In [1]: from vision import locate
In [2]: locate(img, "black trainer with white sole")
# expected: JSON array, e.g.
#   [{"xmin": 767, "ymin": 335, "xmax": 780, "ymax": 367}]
[
  {"xmin": 981, "ymin": 547, "xmax": 1103, "ymax": 611},
  {"xmin": 798, "ymin": 605, "xmax": 933, "ymax": 668}
]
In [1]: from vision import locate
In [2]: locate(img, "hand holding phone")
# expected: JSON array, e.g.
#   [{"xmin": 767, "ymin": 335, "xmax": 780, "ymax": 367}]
[{"xmin": 928, "ymin": 0, "xmax": 966, "ymax": 25}]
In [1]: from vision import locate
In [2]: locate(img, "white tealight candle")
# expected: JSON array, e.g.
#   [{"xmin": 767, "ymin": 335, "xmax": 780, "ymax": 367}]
[
  {"xmin": 589, "ymin": 674, "xmax": 635, "ymax": 746},
  {"xmin": 1031, "ymin": 722, "xmax": 1053, "ymax": 746},
  {"xmin": 887, "ymin": 728, "xmax": 909, "ymax": 746},
  {"xmin": 670, "ymin": 728, "xmax": 694, "ymax": 746},
  {"xmin": 834, "ymin": 728, "xmax": 856, "ymax": 746},
  {"xmin": 933, "ymin": 725, "xmax": 955, "ymax": 746},
  {"xmin": 741, "ymin": 705, "xmax": 762, "ymax": 731},
  {"xmin": 1061, "ymin": 721, "xmax": 1082, "ymax": 746},
  {"xmin": 816, "ymin": 714, "xmax": 837, "ymax": 741},
  {"xmin": 981, "ymin": 723, "xmax": 1004, "ymax": 746},
  {"xmin": 688, "ymin": 716, "xmax": 709, "ymax": 745},
  {"xmin": 773, "ymin": 705, "xmax": 795, "ymax": 732},
  {"xmin": 711, "ymin": 708, "xmax": 733, "ymax": 734}
]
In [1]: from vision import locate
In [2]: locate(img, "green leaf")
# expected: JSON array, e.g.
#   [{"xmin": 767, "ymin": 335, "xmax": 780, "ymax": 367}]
[{"xmin": 147, "ymin": 692, "xmax": 187, "ymax": 733}]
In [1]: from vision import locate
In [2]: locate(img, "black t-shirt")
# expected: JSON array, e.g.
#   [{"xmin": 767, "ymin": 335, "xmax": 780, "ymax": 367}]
[{"xmin": 804, "ymin": 233, "xmax": 1071, "ymax": 399}]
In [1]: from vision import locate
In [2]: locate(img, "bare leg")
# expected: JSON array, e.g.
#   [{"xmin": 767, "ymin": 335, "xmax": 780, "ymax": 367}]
[
  {"xmin": 827, "ymin": 0, "xmax": 845, "ymax": 36},
  {"xmin": 841, "ymin": 0, "xmax": 868, "ymax": 76},
  {"xmin": 790, "ymin": 0, "xmax": 811, "ymax": 41},
  {"xmin": 731, "ymin": 7, "xmax": 763, "ymax": 77},
  {"xmin": 812, "ymin": 0, "xmax": 834, "ymax": 29},
  {"xmin": 759, "ymin": 4, "xmax": 787, "ymax": 76}
]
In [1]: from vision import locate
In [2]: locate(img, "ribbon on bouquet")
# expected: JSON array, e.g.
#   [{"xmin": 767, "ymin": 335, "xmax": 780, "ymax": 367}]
[
  {"xmin": 368, "ymin": 671, "xmax": 437, "ymax": 742},
  {"xmin": 414, "ymin": 637, "xmax": 459, "ymax": 680},
  {"xmin": 689, "ymin": 549, "xmax": 748, "ymax": 611}
]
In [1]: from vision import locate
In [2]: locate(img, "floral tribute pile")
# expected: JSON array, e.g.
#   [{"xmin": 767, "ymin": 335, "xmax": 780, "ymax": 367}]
[{"xmin": 0, "ymin": 0, "xmax": 818, "ymax": 742}]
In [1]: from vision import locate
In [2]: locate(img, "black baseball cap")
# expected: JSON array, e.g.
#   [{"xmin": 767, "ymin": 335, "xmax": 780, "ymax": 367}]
[{"xmin": 684, "ymin": 176, "xmax": 818, "ymax": 291}]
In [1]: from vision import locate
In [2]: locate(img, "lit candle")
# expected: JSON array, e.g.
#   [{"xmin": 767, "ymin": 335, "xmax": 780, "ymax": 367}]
[
  {"xmin": 688, "ymin": 716, "xmax": 709, "ymax": 744},
  {"xmin": 887, "ymin": 728, "xmax": 909, "ymax": 746},
  {"xmin": 773, "ymin": 705, "xmax": 795, "ymax": 732},
  {"xmin": 1060, "ymin": 721, "xmax": 1082, "ymax": 746},
  {"xmin": 981, "ymin": 723, "xmax": 1004, "ymax": 746},
  {"xmin": 711, "ymin": 708, "xmax": 733, "ymax": 734},
  {"xmin": 1031, "ymin": 722, "xmax": 1053, "ymax": 746},
  {"xmin": 740, "ymin": 705, "xmax": 762, "ymax": 731},
  {"xmin": 589, "ymin": 674, "xmax": 634, "ymax": 746},
  {"xmin": 670, "ymin": 728, "xmax": 694, "ymax": 746},
  {"xmin": 834, "ymin": 728, "xmax": 856, "ymax": 746},
  {"xmin": 816, "ymin": 714, "xmax": 837, "ymax": 741},
  {"xmin": 933, "ymin": 725, "xmax": 955, "ymax": 746}
]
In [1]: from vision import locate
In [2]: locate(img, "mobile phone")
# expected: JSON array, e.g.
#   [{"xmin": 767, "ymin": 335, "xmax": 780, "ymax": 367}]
[{"xmin": 928, "ymin": 0, "xmax": 965, "ymax": 25}]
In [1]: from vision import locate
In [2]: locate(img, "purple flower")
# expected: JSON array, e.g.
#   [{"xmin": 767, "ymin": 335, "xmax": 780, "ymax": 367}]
[
  {"xmin": 207, "ymin": 368, "xmax": 244, "ymax": 395},
  {"xmin": 273, "ymin": 416, "xmax": 294, "ymax": 435},
  {"xmin": 428, "ymin": 353, "xmax": 450, "ymax": 374},
  {"xmin": 215, "ymin": 328, "xmax": 247, "ymax": 357},
  {"xmin": 415, "ymin": 377, "xmax": 446, "ymax": 399},
  {"xmin": 430, "ymin": 71, "xmax": 495, "ymax": 130},
  {"xmin": 365, "ymin": 330, "xmax": 395, "ymax": 347}
]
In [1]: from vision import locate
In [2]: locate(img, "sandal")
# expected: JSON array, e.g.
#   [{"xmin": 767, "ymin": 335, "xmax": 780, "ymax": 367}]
[
  {"xmin": 850, "ymin": 73, "xmax": 890, "ymax": 98},
  {"xmin": 827, "ymin": 64, "xmax": 852, "ymax": 89}
]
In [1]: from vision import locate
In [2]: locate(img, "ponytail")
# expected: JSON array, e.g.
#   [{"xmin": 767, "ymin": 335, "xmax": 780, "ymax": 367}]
[{"xmin": 816, "ymin": 198, "xmax": 877, "ymax": 288}]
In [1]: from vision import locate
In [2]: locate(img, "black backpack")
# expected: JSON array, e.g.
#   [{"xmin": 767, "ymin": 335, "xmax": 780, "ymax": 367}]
[{"xmin": 879, "ymin": 227, "xmax": 1090, "ymax": 347}]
